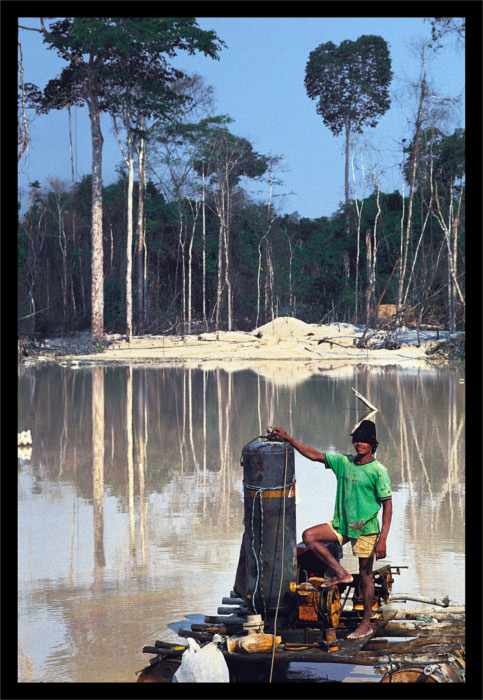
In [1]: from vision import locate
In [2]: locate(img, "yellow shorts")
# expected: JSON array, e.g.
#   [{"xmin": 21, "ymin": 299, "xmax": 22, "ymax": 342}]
[{"xmin": 328, "ymin": 520, "xmax": 377, "ymax": 558}]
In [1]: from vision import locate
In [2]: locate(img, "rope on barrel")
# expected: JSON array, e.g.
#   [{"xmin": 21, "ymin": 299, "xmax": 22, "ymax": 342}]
[{"xmin": 243, "ymin": 478, "xmax": 295, "ymax": 616}]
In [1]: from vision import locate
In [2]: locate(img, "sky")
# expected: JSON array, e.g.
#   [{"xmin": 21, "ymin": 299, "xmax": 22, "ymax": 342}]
[{"xmin": 17, "ymin": 15, "xmax": 465, "ymax": 220}]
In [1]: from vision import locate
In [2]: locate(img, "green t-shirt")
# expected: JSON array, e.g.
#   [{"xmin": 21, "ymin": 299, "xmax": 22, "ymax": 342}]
[{"xmin": 325, "ymin": 453, "xmax": 392, "ymax": 538}]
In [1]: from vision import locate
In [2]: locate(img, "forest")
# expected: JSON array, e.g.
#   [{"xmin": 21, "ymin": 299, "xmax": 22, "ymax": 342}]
[{"xmin": 18, "ymin": 18, "xmax": 465, "ymax": 340}]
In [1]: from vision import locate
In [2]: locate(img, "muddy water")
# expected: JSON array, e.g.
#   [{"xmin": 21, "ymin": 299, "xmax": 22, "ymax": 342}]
[{"xmin": 18, "ymin": 363, "xmax": 465, "ymax": 683}]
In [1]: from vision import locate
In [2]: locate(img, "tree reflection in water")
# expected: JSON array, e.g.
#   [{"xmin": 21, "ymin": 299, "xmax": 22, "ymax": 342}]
[{"xmin": 17, "ymin": 364, "xmax": 464, "ymax": 682}]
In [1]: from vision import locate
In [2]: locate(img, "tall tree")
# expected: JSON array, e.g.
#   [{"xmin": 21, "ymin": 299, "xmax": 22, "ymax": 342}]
[
  {"xmin": 195, "ymin": 128, "xmax": 268, "ymax": 330},
  {"xmin": 111, "ymin": 73, "xmax": 216, "ymax": 338},
  {"xmin": 304, "ymin": 34, "xmax": 392, "ymax": 297},
  {"xmin": 145, "ymin": 80, "xmax": 220, "ymax": 334},
  {"xmin": 396, "ymin": 61, "xmax": 428, "ymax": 321},
  {"xmin": 21, "ymin": 17, "xmax": 225, "ymax": 339},
  {"xmin": 426, "ymin": 128, "xmax": 465, "ymax": 332},
  {"xmin": 17, "ymin": 40, "xmax": 32, "ymax": 165},
  {"xmin": 304, "ymin": 35, "xmax": 392, "ymax": 208}
]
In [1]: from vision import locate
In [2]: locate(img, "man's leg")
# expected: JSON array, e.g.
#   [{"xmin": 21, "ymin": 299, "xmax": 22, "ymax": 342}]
[
  {"xmin": 302, "ymin": 523, "xmax": 353, "ymax": 587},
  {"xmin": 347, "ymin": 555, "xmax": 374, "ymax": 639}
]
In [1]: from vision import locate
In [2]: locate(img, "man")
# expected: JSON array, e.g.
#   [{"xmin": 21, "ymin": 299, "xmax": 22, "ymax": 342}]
[{"xmin": 272, "ymin": 420, "xmax": 392, "ymax": 639}]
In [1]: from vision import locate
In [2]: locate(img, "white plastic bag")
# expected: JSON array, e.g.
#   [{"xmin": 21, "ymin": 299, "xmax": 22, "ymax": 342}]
[
  {"xmin": 172, "ymin": 637, "xmax": 200, "ymax": 683},
  {"xmin": 173, "ymin": 634, "xmax": 229, "ymax": 683}
]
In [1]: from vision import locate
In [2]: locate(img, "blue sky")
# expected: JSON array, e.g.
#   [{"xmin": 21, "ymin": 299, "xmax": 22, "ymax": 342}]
[{"xmin": 18, "ymin": 16, "xmax": 465, "ymax": 219}]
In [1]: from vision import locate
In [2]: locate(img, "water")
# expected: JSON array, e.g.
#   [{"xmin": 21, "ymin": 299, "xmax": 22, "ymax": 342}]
[{"xmin": 17, "ymin": 363, "xmax": 465, "ymax": 683}]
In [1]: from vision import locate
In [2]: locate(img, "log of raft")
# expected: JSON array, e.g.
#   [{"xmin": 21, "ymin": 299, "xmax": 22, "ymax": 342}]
[
  {"xmin": 138, "ymin": 598, "xmax": 464, "ymax": 683},
  {"xmin": 177, "ymin": 629, "xmax": 214, "ymax": 643},
  {"xmin": 361, "ymin": 638, "xmax": 462, "ymax": 654},
  {"xmin": 143, "ymin": 646, "xmax": 185, "ymax": 658},
  {"xmin": 154, "ymin": 640, "xmax": 186, "ymax": 650},
  {"xmin": 387, "ymin": 594, "xmax": 451, "ymax": 607},
  {"xmin": 221, "ymin": 647, "xmax": 456, "ymax": 668},
  {"xmin": 388, "ymin": 607, "xmax": 464, "ymax": 621},
  {"xmin": 384, "ymin": 619, "xmax": 465, "ymax": 635},
  {"xmin": 359, "ymin": 639, "xmax": 462, "ymax": 656},
  {"xmin": 190, "ymin": 624, "xmax": 227, "ymax": 634}
]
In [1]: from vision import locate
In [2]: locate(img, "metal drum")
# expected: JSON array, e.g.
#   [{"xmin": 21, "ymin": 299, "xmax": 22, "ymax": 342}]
[
  {"xmin": 241, "ymin": 440, "xmax": 298, "ymax": 622},
  {"xmin": 380, "ymin": 661, "xmax": 464, "ymax": 683}
]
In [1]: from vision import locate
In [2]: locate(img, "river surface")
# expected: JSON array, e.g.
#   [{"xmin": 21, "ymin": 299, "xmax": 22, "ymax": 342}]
[{"xmin": 17, "ymin": 362, "xmax": 465, "ymax": 683}]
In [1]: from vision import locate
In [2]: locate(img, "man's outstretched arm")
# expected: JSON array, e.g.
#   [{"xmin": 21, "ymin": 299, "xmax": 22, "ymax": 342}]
[{"xmin": 272, "ymin": 428, "xmax": 326, "ymax": 463}]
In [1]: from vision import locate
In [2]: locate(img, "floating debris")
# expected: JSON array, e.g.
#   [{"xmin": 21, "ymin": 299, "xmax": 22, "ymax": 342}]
[{"xmin": 18, "ymin": 430, "xmax": 32, "ymax": 446}]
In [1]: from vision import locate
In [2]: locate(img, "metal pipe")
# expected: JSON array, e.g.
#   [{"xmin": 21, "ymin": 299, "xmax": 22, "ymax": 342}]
[{"xmin": 217, "ymin": 606, "xmax": 242, "ymax": 615}]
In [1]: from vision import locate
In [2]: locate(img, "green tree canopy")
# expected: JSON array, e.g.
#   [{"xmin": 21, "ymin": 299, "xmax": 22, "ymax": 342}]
[
  {"xmin": 304, "ymin": 35, "xmax": 392, "ymax": 137},
  {"xmin": 304, "ymin": 34, "xmax": 392, "ymax": 230}
]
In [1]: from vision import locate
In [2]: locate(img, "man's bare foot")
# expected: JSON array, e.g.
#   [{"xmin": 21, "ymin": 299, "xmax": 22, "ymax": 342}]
[
  {"xmin": 347, "ymin": 624, "xmax": 373, "ymax": 639},
  {"xmin": 321, "ymin": 574, "xmax": 353, "ymax": 588}
]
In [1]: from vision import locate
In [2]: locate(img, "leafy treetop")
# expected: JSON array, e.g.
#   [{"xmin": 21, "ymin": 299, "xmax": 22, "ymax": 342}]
[{"xmin": 304, "ymin": 34, "xmax": 392, "ymax": 137}]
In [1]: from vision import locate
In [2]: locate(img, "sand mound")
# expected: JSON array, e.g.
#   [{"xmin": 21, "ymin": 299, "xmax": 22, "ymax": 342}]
[{"xmin": 252, "ymin": 316, "xmax": 317, "ymax": 339}]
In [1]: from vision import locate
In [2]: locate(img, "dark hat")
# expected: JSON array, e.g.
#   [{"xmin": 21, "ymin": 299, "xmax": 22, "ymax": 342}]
[{"xmin": 351, "ymin": 419, "xmax": 377, "ymax": 444}]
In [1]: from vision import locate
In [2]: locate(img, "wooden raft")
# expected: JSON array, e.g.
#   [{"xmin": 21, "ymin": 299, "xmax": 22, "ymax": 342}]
[{"xmin": 138, "ymin": 605, "xmax": 465, "ymax": 683}]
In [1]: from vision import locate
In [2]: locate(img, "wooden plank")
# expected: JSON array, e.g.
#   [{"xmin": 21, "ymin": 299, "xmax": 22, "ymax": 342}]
[
  {"xmin": 223, "ymin": 647, "xmax": 455, "ymax": 668},
  {"xmin": 362, "ymin": 637, "xmax": 461, "ymax": 654},
  {"xmin": 369, "ymin": 652, "xmax": 453, "ymax": 666},
  {"xmin": 382, "ymin": 628, "xmax": 465, "ymax": 641},
  {"xmin": 223, "ymin": 648, "xmax": 378, "ymax": 666},
  {"xmin": 358, "ymin": 641, "xmax": 462, "ymax": 657},
  {"xmin": 385, "ymin": 620, "xmax": 465, "ymax": 632},
  {"xmin": 388, "ymin": 607, "xmax": 465, "ymax": 620},
  {"xmin": 387, "ymin": 595, "xmax": 452, "ymax": 606}
]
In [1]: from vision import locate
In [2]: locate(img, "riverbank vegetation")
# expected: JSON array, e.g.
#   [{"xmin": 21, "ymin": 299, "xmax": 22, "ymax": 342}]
[{"xmin": 18, "ymin": 18, "xmax": 465, "ymax": 342}]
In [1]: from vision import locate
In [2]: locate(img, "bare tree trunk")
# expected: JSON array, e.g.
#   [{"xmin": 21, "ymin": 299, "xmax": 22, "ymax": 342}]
[
  {"xmin": 264, "ymin": 245, "xmax": 269, "ymax": 322},
  {"xmin": 68, "ymin": 103, "xmax": 78, "ymax": 325},
  {"xmin": 88, "ymin": 98, "xmax": 104, "ymax": 339},
  {"xmin": 397, "ymin": 71, "xmax": 426, "ymax": 320},
  {"xmin": 17, "ymin": 41, "xmax": 31, "ymax": 164},
  {"xmin": 344, "ymin": 120, "xmax": 351, "ymax": 215},
  {"xmin": 179, "ymin": 212, "xmax": 187, "ymax": 335},
  {"xmin": 432, "ymin": 180, "xmax": 465, "ymax": 326},
  {"xmin": 136, "ymin": 127, "xmax": 146, "ymax": 329},
  {"xmin": 343, "ymin": 119, "xmax": 352, "ymax": 321},
  {"xmin": 67, "ymin": 103, "xmax": 75, "ymax": 187},
  {"xmin": 224, "ymin": 188, "xmax": 232, "ymax": 331},
  {"xmin": 215, "ymin": 220, "xmax": 223, "ymax": 332},
  {"xmin": 60, "ymin": 209, "xmax": 68, "ymax": 324},
  {"xmin": 112, "ymin": 112, "xmax": 135, "ymax": 340},
  {"xmin": 365, "ymin": 228, "xmax": 373, "ymax": 325},
  {"xmin": 223, "ymin": 221, "xmax": 232, "ymax": 330},
  {"xmin": 126, "ymin": 150, "xmax": 134, "ymax": 341},
  {"xmin": 351, "ymin": 148, "xmax": 367, "ymax": 326},
  {"xmin": 451, "ymin": 186, "xmax": 462, "ymax": 330},
  {"xmin": 266, "ymin": 242, "xmax": 275, "ymax": 321},
  {"xmin": 371, "ymin": 172, "xmax": 381, "ymax": 319},
  {"xmin": 202, "ymin": 170, "xmax": 207, "ymax": 330},
  {"xmin": 286, "ymin": 235, "xmax": 295, "ymax": 316},
  {"xmin": 256, "ymin": 232, "xmax": 267, "ymax": 328},
  {"xmin": 188, "ymin": 218, "xmax": 196, "ymax": 334}
]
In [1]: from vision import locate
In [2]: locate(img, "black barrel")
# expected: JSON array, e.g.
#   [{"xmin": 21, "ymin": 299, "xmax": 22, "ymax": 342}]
[{"xmin": 240, "ymin": 439, "xmax": 298, "ymax": 621}]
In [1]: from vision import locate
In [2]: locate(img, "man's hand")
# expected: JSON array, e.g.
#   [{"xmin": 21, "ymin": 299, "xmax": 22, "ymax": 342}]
[
  {"xmin": 374, "ymin": 537, "xmax": 387, "ymax": 560},
  {"xmin": 272, "ymin": 427, "xmax": 290, "ymax": 441}
]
